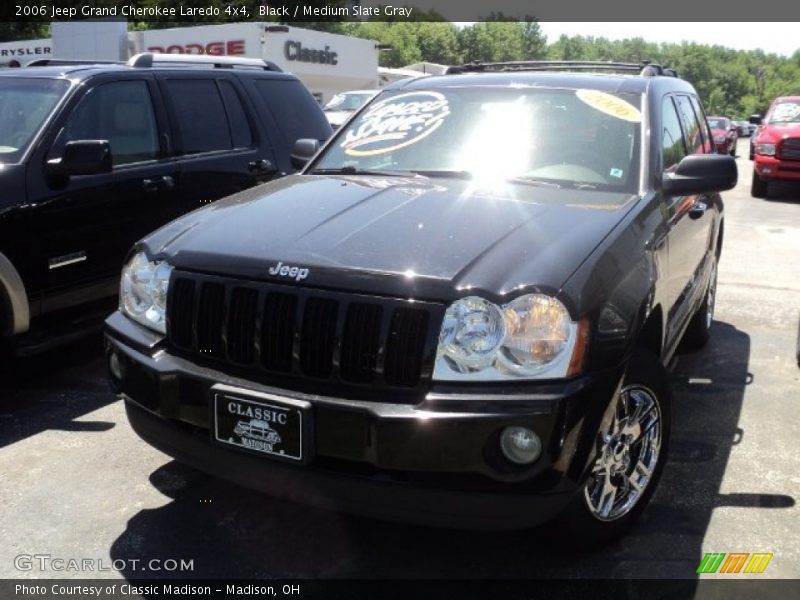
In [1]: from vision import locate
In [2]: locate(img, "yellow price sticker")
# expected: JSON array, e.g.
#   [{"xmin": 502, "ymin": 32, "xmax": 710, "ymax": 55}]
[{"xmin": 576, "ymin": 89, "xmax": 642, "ymax": 123}]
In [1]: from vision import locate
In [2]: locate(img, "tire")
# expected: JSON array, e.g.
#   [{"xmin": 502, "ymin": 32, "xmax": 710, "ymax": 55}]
[
  {"xmin": 751, "ymin": 169, "xmax": 768, "ymax": 198},
  {"xmin": 546, "ymin": 348, "xmax": 671, "ymax": 549},
  {"xmin": 681, "ymin": 256, "xmax": 717, "ymax": 351}
]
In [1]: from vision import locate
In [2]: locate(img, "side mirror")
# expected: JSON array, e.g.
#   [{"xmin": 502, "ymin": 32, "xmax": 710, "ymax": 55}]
[
  {"xmin": 662, "ymin": 154, "xmax": 738, "ymax": 196},
  {"xmin": 46, "ymin": 140, "xmax": 112, "ymax": 176},
  {"xmin": 290, "ymin": 138, "xmax": 320, "ymax": 170}
]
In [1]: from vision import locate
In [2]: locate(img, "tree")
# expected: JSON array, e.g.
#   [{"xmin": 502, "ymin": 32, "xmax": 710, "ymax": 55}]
[{"xmin": 0, "ymin": 22, "xmax": 49, "ymax": 42}]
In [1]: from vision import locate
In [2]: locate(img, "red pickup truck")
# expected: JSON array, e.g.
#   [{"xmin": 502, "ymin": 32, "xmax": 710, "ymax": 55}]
[{"xmin": 751, "ymin": 96, "xmax": 800, "ymax": 198}]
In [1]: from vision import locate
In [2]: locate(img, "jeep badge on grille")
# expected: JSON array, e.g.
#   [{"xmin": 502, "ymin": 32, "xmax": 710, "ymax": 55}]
[{"xmin": 268, "ymin": 261, "xmax": 309, "ymax": 281}]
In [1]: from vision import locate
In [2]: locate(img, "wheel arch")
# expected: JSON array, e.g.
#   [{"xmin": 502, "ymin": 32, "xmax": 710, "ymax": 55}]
[{"xmin": 0, "ymin": 251, "xmax": 30, "ymax": 336}]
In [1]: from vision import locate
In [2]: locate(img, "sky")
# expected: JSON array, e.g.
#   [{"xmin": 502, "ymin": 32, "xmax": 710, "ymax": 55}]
[{"xmin": 538, "ymin": 23, "xmax": 800, "ymax": 57}]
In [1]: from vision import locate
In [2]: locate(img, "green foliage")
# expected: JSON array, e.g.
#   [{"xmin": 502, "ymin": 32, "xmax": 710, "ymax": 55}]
[
  {"xmin": 0, "ymin": 22, "xmax": 50, "ymax": 41},
  {"xmin": 545, "ymin": 35, "xmax": 798, "ymax": 118}
]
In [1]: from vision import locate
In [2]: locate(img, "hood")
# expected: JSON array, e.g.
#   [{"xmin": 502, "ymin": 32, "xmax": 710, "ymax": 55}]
[
  {"xmin": 143, "ymin": 175, "xmax": 638, "ymax": 302},
  {"xmin": 324, "ymin": 110, "xmax": 354, "ymax": 128},
  {"xmin": 757, "ymin": 122, "xmax": 800, "ymax": 142},
  {"xmin": 0, "ymin": 163, "xmax": 26, "ymax": 213}
]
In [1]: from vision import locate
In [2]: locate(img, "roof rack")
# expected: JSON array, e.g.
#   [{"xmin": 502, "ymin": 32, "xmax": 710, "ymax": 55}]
[
  {"xmin": 26, "ymin": 59, "xmax": 123, "ymax": 67},
  {"xmin": 446, "ymin": 60, "xmax": 679, "ymax": 78},
  {"xmin": 127, "ymin": 53, "xmax": 282, "ymax": 72}
]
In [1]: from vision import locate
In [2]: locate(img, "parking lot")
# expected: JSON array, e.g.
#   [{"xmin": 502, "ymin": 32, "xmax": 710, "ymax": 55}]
[{"xmin": 1, "ymin": 137, "xmax": 798, "ymax": 583}]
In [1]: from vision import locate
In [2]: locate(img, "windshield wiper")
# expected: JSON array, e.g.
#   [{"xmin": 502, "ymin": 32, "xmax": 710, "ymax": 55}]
[
  {"xmin": 506, "ymin": 177, "xmax": 562, "ymax": 189},
  {"xmin": 408, "ymin": 169, "xmax": 472, "ymax": 179},
  {"xmin": 308, "ymin": 166, "xmax": 420, "ymax": 177}
]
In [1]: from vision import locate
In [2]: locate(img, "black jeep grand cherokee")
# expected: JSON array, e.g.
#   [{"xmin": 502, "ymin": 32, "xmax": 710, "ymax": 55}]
[{"xmin": 105, "ymin": 61, "xmax": 737, "ymax": 545}]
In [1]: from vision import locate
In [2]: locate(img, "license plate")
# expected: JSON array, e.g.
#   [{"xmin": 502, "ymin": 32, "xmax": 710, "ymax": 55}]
[{"xmin": 211, "ymin": 384, "xmax": 311, "ymax": 463}]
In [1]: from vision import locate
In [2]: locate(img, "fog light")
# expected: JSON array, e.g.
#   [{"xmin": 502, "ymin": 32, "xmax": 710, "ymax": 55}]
[
  {"xmin": 500, "ymin": 426, "xmax": 542, "ymax": 465},
  {"xmin": 109, "ymin": 350, "xmax": 125, "ymax": 381}
]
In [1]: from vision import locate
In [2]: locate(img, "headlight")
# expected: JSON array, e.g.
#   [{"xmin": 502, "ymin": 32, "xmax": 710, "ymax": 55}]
[
  {"xmin": 120, "ymin": 251, "xmax": 173, "ymax": 334},
  {"xmin": 434, "ymin": 293, "xmax": 583, "ymax": 381},
  {"xmin": 756, "ymin": 143, "xmax": 776, "ymax": 156},
  {"xmin": 439, "ymin": 296, "xmax": 506, "ymax": 369},
  {"xmin": 714, "ymin": 135, "xmax": 726, "ymax": 143}
]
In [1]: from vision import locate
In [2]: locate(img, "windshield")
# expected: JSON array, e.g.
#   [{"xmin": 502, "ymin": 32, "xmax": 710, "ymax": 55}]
[
  {"xmin": 707, "ymin": 118, "xmax": 729, "ymax": 130},
  {"xmin": 0, "ymin": 78, "xmax": 67, "ymax": 163},
  {"xmin": 324, "ymin": 92, "xmax": 374, "ymax": 112},
  {"xmin": 767, "ymin": 101, "xmax": 800, "ymax": 124},
  {"xmin": 313, "ymin": 87, "xmax": 642, "ymax": 193}
]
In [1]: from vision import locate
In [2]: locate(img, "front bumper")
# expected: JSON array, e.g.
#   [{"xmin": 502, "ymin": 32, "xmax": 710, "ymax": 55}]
[
  {"xmin": 105, "ymin": 311, "xmax": 624, "ymax": 530},
  {"xmin": 754, "ymin": 155, "xmax": 800, "ymax": 181}
]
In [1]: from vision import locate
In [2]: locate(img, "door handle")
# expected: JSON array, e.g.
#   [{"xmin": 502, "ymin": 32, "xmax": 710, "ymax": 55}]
[
  {"xmin": 142, "ymin": 176, "xmax": 175, "ymax": 192},
  {"xmin": 689, "ymin": 201, "xmax": 707, "ymax": 220},
  {"xmin": 248, "ymin": 159, "xmax": 275, "ymax": 174}
]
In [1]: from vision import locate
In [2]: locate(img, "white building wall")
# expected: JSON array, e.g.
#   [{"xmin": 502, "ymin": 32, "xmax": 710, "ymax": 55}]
[{"xmin": 52, "ymin": 21, "xmax": 128, "ymax": 61}]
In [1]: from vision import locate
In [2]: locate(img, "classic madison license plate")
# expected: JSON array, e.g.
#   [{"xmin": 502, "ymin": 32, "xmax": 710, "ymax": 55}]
[{"xmin": 211, "ymin": 384, "xmax": 311, "ymax": 463}]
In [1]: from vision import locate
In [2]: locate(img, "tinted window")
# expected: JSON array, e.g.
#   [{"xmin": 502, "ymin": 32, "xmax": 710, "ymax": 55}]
[
  {"xmin": 674, "ymin": 95, "xmax": 704, "ymax": 154},
  {"xmin": 0, "ymin": 78, "xmax": 67, "ymax": 163},
  {"xmin": 61, "ymin": 80, "xmax": 158, "ymax": 166},
  {"xmin": 218, "ymin": 80, "xmax": 253, "ymax": 149},
  {"xmin": 662, "ymin": 97, "xmax": 686, "ymax": 172},
  {"xmin": 165, "ymin": 79, "xmax": 230, "ymax": 154},
  {"xmin": 254, "ymin": 79, "xmax": 331, "ymax": 146}
]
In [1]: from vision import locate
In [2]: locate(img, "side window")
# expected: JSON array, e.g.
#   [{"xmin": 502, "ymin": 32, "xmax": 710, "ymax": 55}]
[
  {"xmin": 688, "ymin": 96, "xmax": 712, "ymax": 153},
  {"xmin": 674, "ymin": 95, "xmax": 704, "ymax": 154},
  {"xmin": 164, "ymin": 79, "xmax": 231, "ymax": 154},
  {"xmin": 60, "ymin": 80, "xmax": 159, "ymax": 166},
  {"xmin": 662, "ymin": 96, "xmax": 687, "ymax": 172},
  {"xmin": 253, "ymin": 79, "xmax": 332, "ymax": 147},
  {"xmin": 218, "ymin": 80, "xmax": 254, "ymax": 149}
]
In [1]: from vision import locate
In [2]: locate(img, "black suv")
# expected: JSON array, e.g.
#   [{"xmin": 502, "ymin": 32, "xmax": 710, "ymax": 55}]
[
  {"xmin": 105, "ymin": 61, "xmax": 737, "ymax": 545},
  {"xmin": 0, "ymin": 53, "xmax": 331, "ymax": 353}
]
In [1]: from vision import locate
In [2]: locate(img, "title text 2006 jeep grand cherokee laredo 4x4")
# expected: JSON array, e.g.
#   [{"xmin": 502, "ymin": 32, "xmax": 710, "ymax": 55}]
[{"xmin": 105, "ymin": 61, "xmax": 737, "ymax": 546}]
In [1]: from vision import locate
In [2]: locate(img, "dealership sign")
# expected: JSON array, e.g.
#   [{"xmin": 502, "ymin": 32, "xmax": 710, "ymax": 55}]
[
  {"xmin": 146, "ymin": 40, "xmax": 246, "ymax": 56},
  {"xmin": 0, "ymin": 38, "xmax": 52, "ymax": 62},
  {"xmin": 284, "ymin": 41, "xmax": 338, "ymax": 65}
]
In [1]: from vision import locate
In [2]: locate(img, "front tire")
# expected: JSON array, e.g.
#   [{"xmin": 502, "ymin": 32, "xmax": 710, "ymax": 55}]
[
  {"xmin": 751, "ymin": 169, "xmax": 768, "ymax": 198},
  {"xmin": 546, "ymin": 348, "xmax": 671, "ymax": 548}
]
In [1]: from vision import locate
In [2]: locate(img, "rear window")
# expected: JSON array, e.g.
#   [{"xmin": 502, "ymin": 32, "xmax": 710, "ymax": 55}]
[
  {"xmin": 253, "ymin": 79, "xmax": 331, "ymax": 146},
  {"xmin": 0, "ymin": 77, "xmax": 67, "ymax": 163}
]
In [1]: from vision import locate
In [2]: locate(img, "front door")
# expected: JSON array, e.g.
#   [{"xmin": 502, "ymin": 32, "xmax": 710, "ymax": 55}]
[{"xmin": 24, "ymin": 74, "xmax": 178, "ymax": 311}]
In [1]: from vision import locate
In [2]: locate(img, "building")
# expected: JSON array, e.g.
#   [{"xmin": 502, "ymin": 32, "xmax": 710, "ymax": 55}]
[{"xmin": 131, "ymin": 23, "xmax": 380, "ymax": 103}]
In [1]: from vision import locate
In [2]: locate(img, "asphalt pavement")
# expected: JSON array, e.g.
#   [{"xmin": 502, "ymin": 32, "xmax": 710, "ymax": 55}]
[{"xmin": 1, "ymin": 137, "xmax": 798, "ymax": 586}]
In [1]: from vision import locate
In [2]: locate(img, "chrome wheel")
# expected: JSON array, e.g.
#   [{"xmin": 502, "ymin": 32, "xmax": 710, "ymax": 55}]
[
  {"xmin": 705, "ymin": 260, "xmax": 717, "ymax": 330},
  {"xmin": 584, "ymin": 385, "xmax": 662, "ymax": 522}
]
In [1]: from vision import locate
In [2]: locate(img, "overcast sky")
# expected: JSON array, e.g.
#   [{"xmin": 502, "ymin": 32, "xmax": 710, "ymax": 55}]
[{"xmin": 538, "ymin": 22, "xmax": 799, "ymax": 57}]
